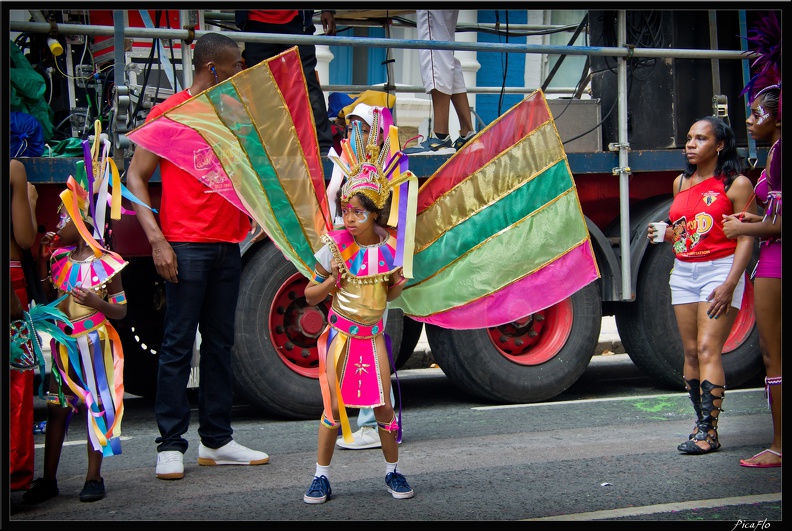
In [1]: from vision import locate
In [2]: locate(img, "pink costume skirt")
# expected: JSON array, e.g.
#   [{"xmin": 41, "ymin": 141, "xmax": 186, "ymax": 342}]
[{"xmin": 755, "ymin": 240, "xmax": 781, "ymax": 279}]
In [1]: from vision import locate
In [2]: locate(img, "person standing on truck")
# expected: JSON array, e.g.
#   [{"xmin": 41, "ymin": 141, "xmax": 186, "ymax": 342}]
[
  {"xmin": 648, "ymin": 116, "xmax": 755, "ymax": 455},
  {"xmin": 235, "ymin": 9, "xmax": 336, "ymax": 155},
  {"xmin": 404, "ymin": 10, "xmax": 476, "ymax": 154},
  {"xmin": 124, "ymin": 32, "xmax": 269, "ymax": 481},
  {"xmin": 24, "ymin": 174, "xmax": 128, "ymax": 504},
  {"xmin": 302, "ymin": 108, "xmax": 414, "ymax": 503},
  {"xmin": 9, "ymin": 158, "xmax": 39, "ymax": 495},
  {"xmin": 722, "ymin": 14, "xmax": 782, "ymax": 468}
]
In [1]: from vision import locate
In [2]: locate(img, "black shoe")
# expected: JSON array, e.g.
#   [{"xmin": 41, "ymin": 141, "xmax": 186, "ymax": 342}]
[
  {"xmin": 22, "ymin": 478, "xmax": 59, "ymax": 504},
  {"xmin": 79, "ymin": 478, "xmax": 105, "ymax": 502}
]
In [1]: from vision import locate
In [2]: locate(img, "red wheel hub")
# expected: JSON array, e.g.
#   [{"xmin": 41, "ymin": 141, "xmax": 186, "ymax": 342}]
[
  {"xmin": 267, "ymin": 273, "xmax": 329, "ymax": 378},
  {"xmin": 486, "ymin": 298, "xmax": 574, "ymax": 366}
]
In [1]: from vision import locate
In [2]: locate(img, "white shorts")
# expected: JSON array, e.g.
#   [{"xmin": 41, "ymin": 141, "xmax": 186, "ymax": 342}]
[
  {"xmin": 417, "ymin": 10, "xmax": 466, "ymax": 95},
  {"xmin": 669, "ymin": 256, "xmax": 746, "ymax": 309}
]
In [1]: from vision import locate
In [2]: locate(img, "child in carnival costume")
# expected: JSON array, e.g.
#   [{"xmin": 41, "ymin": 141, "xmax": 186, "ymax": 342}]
[
  {"xmin": 302, "ymin": 108, "xmax": 417, "ymax": 503},
  {"xmin": 23, "ymin": 125, "xmax": 143, "ymax": 504}
]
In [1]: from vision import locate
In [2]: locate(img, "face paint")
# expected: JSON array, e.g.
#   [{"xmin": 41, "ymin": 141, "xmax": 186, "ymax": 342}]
[
  {"xmin": 756, "ymin": 105, "xmax": 771, "ymax": 125},
  {"xmin": 341, "ymin": 206, "xmax": 369, "ymax": 223},
  {"xmin": 56, "ymin": 210, "xmax": 71, "ymax": 230}
]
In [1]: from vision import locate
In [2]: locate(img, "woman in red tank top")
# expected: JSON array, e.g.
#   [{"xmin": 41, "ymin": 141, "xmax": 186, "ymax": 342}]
[{"xmin": 648, "ymin": 116, "xmax": 755, "ymax": 455}]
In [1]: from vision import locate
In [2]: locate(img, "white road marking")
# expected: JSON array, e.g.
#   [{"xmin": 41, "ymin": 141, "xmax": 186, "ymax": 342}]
[{"xmin": 525, "ymin": 493, "xmax": 782, "ymax": 521}]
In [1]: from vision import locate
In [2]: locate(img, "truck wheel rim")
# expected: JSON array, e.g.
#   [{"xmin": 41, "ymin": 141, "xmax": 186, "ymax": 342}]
[
  {"xmin": 268, "ymin": 273, "xmax": 328, "ymax": 378},
  {"xmin": 485, "ymin": 298, "xmax": 573, "ymax": 365}
]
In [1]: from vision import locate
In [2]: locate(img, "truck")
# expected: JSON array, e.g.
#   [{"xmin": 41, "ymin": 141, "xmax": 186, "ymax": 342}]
[{"xmin": 10, "ymin": 9, "xmax": 768, "ymax": 419}]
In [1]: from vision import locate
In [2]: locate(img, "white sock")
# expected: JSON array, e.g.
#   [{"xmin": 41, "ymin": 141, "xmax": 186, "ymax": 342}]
[
  {"xmin": 315, "ymin": 463, "xmax": 331, "ymax": 479},
  {"xmin": 385, "ymin": 460, "xmax": 398, "ymax": 475}
]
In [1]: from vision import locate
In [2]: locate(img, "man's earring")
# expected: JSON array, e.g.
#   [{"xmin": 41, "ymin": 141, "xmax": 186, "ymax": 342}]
[{"xmin": 211, "ymin": 66, "xmax": 218, "ymax": 84}]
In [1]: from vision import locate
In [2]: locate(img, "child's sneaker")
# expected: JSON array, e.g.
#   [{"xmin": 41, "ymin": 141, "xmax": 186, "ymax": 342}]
[
  {"xmin": 304, "ymin": 475, "xmax": 332, "ymax": 504},
  {"xmin": 22, "ymin": 478, "xmax": 59, "ymax": 504},
  {"xmin": 385, "ymin": 471, "xmax": 414, "ymax": 499},
  {"xmin": 79, "ymin": 478, "xmax": 105, "ymax": 502}
]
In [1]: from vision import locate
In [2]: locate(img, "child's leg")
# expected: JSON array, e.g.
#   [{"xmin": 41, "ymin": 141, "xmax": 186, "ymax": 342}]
[
  {"xmin": 85, "ymin": 444, "xmax": 103, "ymax": 482},
  {"xmin": 41, "ymin": 402, "xmax": 70, "ymax": 481},
  {"xmin": 372, "ymin": 335, "xmax": 399, "ymax": 462},
  {"xmin": 374, "ymin": 405, "xmax": 399, "ymax": 463},
  {"xmin": 317, "ymin": 421, "xmax": 337, "ymax": 467},
  {"xmin": 317, "ymin": 333, "xmax": 340, "ymax": 468},
  {"xmin": 41, "ymin": 376, "xmax": 74, "ymax": 481}
]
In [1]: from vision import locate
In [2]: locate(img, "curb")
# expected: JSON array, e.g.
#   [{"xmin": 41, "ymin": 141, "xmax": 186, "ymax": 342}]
[{"xmin": 400, "ymin": 340, "xmax": 625, "ymax": 371}]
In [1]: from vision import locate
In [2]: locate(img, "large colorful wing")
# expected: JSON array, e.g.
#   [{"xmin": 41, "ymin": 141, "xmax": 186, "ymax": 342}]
[
  {"xmin": 127, "ymin": 47, "xmax": 332, "ymax": 279},
  {"xmin": 391, "ymin": 89, "xmax": 600, "ymax": 329}
]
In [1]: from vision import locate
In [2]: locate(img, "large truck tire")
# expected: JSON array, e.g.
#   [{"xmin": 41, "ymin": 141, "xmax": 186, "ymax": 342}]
[
  {"xmin": 395, "ymin": 317, "xmax": 424, "ymax": 370},
  {"xmin": 615, "ymin": 242, "xmax": 762, "ymax": 389},
  {"xmin": 425, "ymin": 282, "xmax": 602, "ymax": 403},
  {"xmin": 233, "ymin": 241, "xmax": 404, "ymax": 419}
]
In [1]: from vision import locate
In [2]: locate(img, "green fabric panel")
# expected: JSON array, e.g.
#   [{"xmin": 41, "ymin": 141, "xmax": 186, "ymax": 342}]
[
  {"xmin": 394, "ymin": 190, "xmax": 588, "ymax": 316},
  {"xmin": 411, "ymin": 160, "xmax": 573, "ymax": 284},
  {"xmin": 205, "ymin": 84, "xmax": 316, "ymax": 267}
]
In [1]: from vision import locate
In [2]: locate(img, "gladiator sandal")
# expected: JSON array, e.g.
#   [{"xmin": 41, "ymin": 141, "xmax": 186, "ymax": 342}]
[
  {"xmin": 678, "ymin": 380, "xmax": 725, "ymax": 454},
  {"xmin": 680, "ymin": 378, "xmax": 702, "ymax": 442}
]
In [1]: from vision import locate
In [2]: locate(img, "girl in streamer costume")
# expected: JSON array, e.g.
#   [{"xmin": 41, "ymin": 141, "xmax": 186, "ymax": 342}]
[
  {"xmin": 24, "ymin": 161, "xmax": 128, "ymax": 504},
  {"xmin": 302, "ymin": 109, "xmax": 414, "ymax": 503}
]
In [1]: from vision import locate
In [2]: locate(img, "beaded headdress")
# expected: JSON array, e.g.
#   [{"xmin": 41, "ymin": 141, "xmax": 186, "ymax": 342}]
[{"xmin": 338, "ymin": 108, "xmax": 393, "ymax": 209}]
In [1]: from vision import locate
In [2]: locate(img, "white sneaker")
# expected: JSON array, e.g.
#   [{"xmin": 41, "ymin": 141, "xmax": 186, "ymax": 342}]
[
  {"xmin": 156, "ymin": 451, "xmax": 184, "ymax": 480},
  {"xmin": 336, "ymin": 426, "xmax": 383, "ymax": 450},
  {"xmin": 197, "ymin": 440, "xmax": 269, "ymax": 466}
]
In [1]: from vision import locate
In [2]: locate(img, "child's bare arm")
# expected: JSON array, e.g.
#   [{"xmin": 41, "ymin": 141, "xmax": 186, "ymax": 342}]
[
  {"xmin": 305, "ymin": 262, "xmax": 338, "ymax": 306},
  {"xmin": 71, "ymin": 276, "xmax": 127, "ymax": 320}
]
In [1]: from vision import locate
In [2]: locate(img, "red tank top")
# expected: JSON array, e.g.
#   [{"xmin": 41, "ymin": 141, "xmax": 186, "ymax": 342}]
[
  {"xmin": 146, "ymin": 91, "xmax": 250, "ymax": 243},
  {"xmin": 668, "ymin": 176, "xmax": 737, "ymax": 262},
  {"xmin": 248, "ymin": 11, "xmax": 299, "ymax": 24}
]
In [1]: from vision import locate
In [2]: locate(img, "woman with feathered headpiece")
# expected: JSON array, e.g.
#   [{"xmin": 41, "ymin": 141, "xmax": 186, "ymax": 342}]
[{"xmin": 723, "ymin": 10, "xmax": 782, "ymax": 468}]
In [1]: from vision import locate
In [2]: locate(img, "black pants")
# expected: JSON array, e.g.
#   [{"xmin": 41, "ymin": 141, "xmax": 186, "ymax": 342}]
[{"xmin": 242, "ymin": 17, "xmax": 333, "ymax": 156}]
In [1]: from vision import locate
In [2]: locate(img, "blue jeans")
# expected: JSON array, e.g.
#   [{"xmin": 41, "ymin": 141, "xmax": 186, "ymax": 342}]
[
  {"xmin": 154, "ymin": 242, "xmax": 241, "ymax": 453},
  {"xmin": 357, "ymin": 387, "xmax": 397, "ymax": 428}
]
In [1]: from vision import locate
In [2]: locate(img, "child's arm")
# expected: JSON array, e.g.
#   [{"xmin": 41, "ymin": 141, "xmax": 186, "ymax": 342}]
[
  {"xmin": 70, "ymin": 275, "xmax": 128, "ymax": 320},
  {"xmin": 386, "ymin": 267, "xmax": 407, "ymax": 301},
  {"xmin": 305, "ymin": 261, "xmax": 338, "ymax": 306},
  {"xmin": 37, "ymin": 233, "xmax": 58, "ymax": 302}
]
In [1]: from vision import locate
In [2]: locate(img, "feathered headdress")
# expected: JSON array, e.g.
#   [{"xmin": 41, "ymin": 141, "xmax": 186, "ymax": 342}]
[
  {"xmin": 60, "ymin": 120, "xmax": 156, "ymax": 258},
  {"xmin": 331, "ymin": 107, "xmax": 418, "ymax": 277},
  {"xmin": 740, "ymin": 11, "xmax": 782, "ymax": 117}
]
